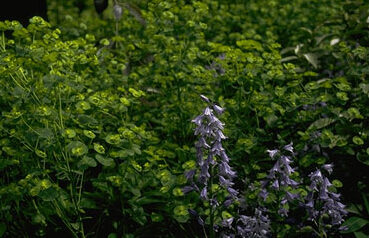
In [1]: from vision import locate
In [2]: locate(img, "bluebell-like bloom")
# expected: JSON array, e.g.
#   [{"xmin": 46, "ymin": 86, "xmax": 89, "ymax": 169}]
[
  {"xmin": 305, "ymin": 164, "xmax": 347, "ymax": 226},
  {"xmin": 201, "ymin": 187, "xmax": 208, "ymax": 200},
  {"xmin": 283, "ymin": 142, "xmax": 294, "ymax": 154},
  {"xmin": 183, "ymin": 95, "xmax": 239, "ymax": 229},
  {"xmin": 322, "ymin": 163, "xmax": 334, "ymax": 174},
  {"xmin": 221, "ymin": 217, "xmax": 234, "ymax": 229},
  {"xmin": 266, "ymin": 149, "xmax": 279, "ymax": 158},
  {"xmin": 259, "ymin": 144, "xmax": 299, "ymax": 216},
  {"xmin": 184, "ymin": 169, "xmax": 196, "ymax": 180},
  {"xmin": 236, "ymin": 208, "xmax": 271, "ymax": 238},
  {"xmin": 182, "ymin": 186, "xmax": 195, "ymax": 194}
]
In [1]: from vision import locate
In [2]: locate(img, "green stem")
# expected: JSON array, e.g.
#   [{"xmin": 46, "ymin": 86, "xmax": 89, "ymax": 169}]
[{"xmin": 209, "ymin": 164, "xmax": 215, "ymax": 238}]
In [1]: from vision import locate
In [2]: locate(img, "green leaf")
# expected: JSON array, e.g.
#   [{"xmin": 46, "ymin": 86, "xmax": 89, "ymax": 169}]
[
  {"xmin": 332, "ymin": 179, "xmax": 343, "ymax": 188},
  {"xmin": 35, "ymin": 149, "xmax": 47, "ymax": 158},
  {"xmin": 236, "ymin": 39, "xmax": 263, "ymax": 51},
  {"xmin": 359, "ymin": 83, "xmax": 369, "ymax": 95},
  {"xmin": 93, "ymin": 143, "xmax": 105, "ymax": 154},
  {"xmin": 105, "ymin": 134, "xmax": 121, "ymax": 145},
  {"xmin": 353, "ymin": 136, "xmax": 364, "ymax": 145},
  {"xmin": 0, "ymin": 223, "xmax": 6, "ymax": 237},
  {"xmin": 308, "ymin": 118, "xmax": 335, "ymax": 131},
  {"xmin": 354, "ymin": 231, "xmax": 368, "ymax": 238},
  {"xmin": 341, "ymin": 217, "xmax": 369, "ymax": 233},
  {"xmin": 151, "ymin": 212, "xmax": 163, "ymax": 222},
  {"xmin": 107, "ymin": 233, "xmax": 118, "ymax": 238},
  {"xmin": 362, "ymin": 194, "xmax": 369, "ymax": 215},
  {"xmin": 77, "ymin": 156, "xmax": 97, "ymax": 169},
  {"xmin": 357, "ymin": 153, "xmax": 369, "ymax": 166},
  {"xmin": 280, "ymin": 56, "xmax": 299, "ymax": 63},
  {"xmin": 38, "ymin": 187, "xmax": 59, "ymax": 201},
  {"xmin": 66, "ymin": 141, "xmax": 88, "ymax": 157},
  {"xmin": 83, "ymin": 130, "xmax": 96, "ymax": 139},
  {"xmin": 303, "ymin": 53, "xmax": 319, "ymax": 69},
  {"xmin": 95, "ymin": 154, "xmax": 115, "ymax": 167}
]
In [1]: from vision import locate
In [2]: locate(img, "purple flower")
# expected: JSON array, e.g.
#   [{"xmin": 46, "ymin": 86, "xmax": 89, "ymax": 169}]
[
  {"xmin": 223, "ymin": 198, "xmax": 233, "ymax": 207},
  {"xmin": 219, "ymin": 161, "xmax": 237, "ymax": 178},
  {"xmin": 221, "ymin": 217, "xmax": 234, "ymax": 229},
  {"xmin": 237, "ymin": 209, "xmax": 270, "ymax": 237},
  {"xmin": 219, "ymin": 176, "xmax": 234, "ymax": 187},
  {"xmin": 283, "ymin": 142, "xmax": 294, "ymax": 153},
  {"xmin": 259, "ymin": 189, "xmax": 269, "ymax": 201},
  {"xmin": 200, "ymin": 95, "xmax": 211, "ymax": 103},
  {"xmin": 266, "ymin": 149, "xmax": 279, "ymax": 158},
  {"xmin": 184, "ymin": 169, "xmax": 196, "ymax": 180},
  {"xmin": 184, "ymin": 95, "xmax": 240, "ymax": 234},
  {"xmin": 271, "ymin": 180, "xmax": 279, "ymax": 190},
  {"xmin": 200, "ymin": 187, "xmax": 208, "ymax": 200},
  {"xmin": 227, "ymin": 187, "xmax": 239, "ymax": 197},
  {"xmin": 306, "ymin": 165, "xmax": 347, "ymax": 226},
  {"xmin": 322, "ymin": 163, "xmax": 334, "ymax": 174},
  {"xmin": 182, "ymin": 186, "xmax": 195, "ymax": 194},
  {"xmin": 259, "ymin": 144, "xmax": 300, "ymax": 217},
  {"xmin": 213, "ymin": 104, "xmax": 225, "ymax": 115}
]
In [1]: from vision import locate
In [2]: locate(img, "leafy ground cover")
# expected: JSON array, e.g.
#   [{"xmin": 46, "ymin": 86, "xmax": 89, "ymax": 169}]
[{"xmin": 0, "ymin": 0, "xmax": 368, "ymax": 237}]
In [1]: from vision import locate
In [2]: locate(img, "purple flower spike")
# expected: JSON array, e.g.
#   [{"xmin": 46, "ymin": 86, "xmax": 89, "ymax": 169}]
[
  {"xmin": 306, "ymin": 167, "xmax": 347, "ymax": 227},
  {"xmin": 237, "ymin": 209, "xmax": 270, "ymax": 237},
  {"xmin": 259, "ymin": 143, "xmax": 300, "ymax": 217},
  {"xmin": 184, "ymin": 95, "xmax": 240, "ymax": 233}
]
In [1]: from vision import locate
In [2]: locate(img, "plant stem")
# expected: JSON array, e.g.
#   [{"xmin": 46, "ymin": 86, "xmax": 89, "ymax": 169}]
[{"xmin": 209, "ymin": 164, "xmax": 215, "ymax": 238}]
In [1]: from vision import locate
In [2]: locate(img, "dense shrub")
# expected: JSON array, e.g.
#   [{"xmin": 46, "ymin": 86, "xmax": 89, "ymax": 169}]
[{"xmin": 0, "ymin": 0, "xmax": 368, "ymax": 237}]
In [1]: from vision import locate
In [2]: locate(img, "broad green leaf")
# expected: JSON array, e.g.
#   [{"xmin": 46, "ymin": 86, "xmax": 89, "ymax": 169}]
[
  {"xmin": 353, "ymin": 136, "xmax": 364, "ymax": 145},
  {"xmin": 151, "ymin": 212, "xmax": 163, "ymax": 222},
  {"xmin": 354, "ymin": 231, "xmax": 368, "ymax": 238},
  {"xmin": 83, "ymin": 130, "xmax": 96, "ymax": 139},
  {"xmin": 35, "ymin": 149, "xmax": 47, "ymax": 158},
  {"xmin": 332, "ymin": 179, "xmax": 343, "ymax": 188},
  {"xmin": 66, "ymin": 141, "xmax": 88, "ymax": 157},
  {"xmin": 93, "ymin": 143, "xmax": 105, "ymax": 154},
  {"xmin": 63, "ymin": 128, "xmax": 76, "ymax": 138},
  {"xmin": 0, "ymin": 223, "xmax": 6, "ymax": 237},
  {"xmin": 38, "ymin": 187, "xmax": 58, "ymax": 201},
  {"xmin": 280, "ymin": 56, "xmax": 298, "ymax": 63},
  {"xmin": 105, "ymin": 134, "xmax": 121, "ymax": 145},
  {"xmin": 95, "ymin": 154, "xmax": 114, "ymax": 167},
  {"xmin": 77, "ymin": 156, "xmax": 97, "ymax": 169},
  {"xmin": 308, "ymin": 118, "xmax": 335, "ymax": 131},
  {"xmin": 363, "ymin": 194, "xmax": 369, "ymax": 215},
  {"xmin": 357, "ymin": 153, "xmax": 369, "ymax": 166},
  {"xmin": 341, "ymin": 217, "xmax": 369, "ymax": 233},
  {"xmin": 303, "ymin": 53, "xmax": 319, "ymax": 69},
  {"xmin": 359, "ymin": 83, "xmax": 369, "ymax": 95},
  {"xmin": 108, "ymin": 233, "xmax": 118, "ymax": 238}
]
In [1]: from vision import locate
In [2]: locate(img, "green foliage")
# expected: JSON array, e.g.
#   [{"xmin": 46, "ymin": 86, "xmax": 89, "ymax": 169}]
[{"xmin": 0, "ymin": 0, "xmax": 368, "ymax": 237}]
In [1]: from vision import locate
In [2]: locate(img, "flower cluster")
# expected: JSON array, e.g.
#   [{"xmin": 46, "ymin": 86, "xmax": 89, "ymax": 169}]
[
  {"xmin": 218, "ymin": 208, "xmax": 271, "ymax": 238},
  {"xmin": 305, "ymin": 164, "xmax": 347, "ymax": 226},
  {"xmin": 183, "ymin": 95, "xmax": 238, "ymax": 228},
  {"xmin": 259, "ymin": 143, "xmax": 299, "ymax": 216},
  {"xmin": 236, "ymin": 208, "xmax": 271, "ymax": 238}
]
